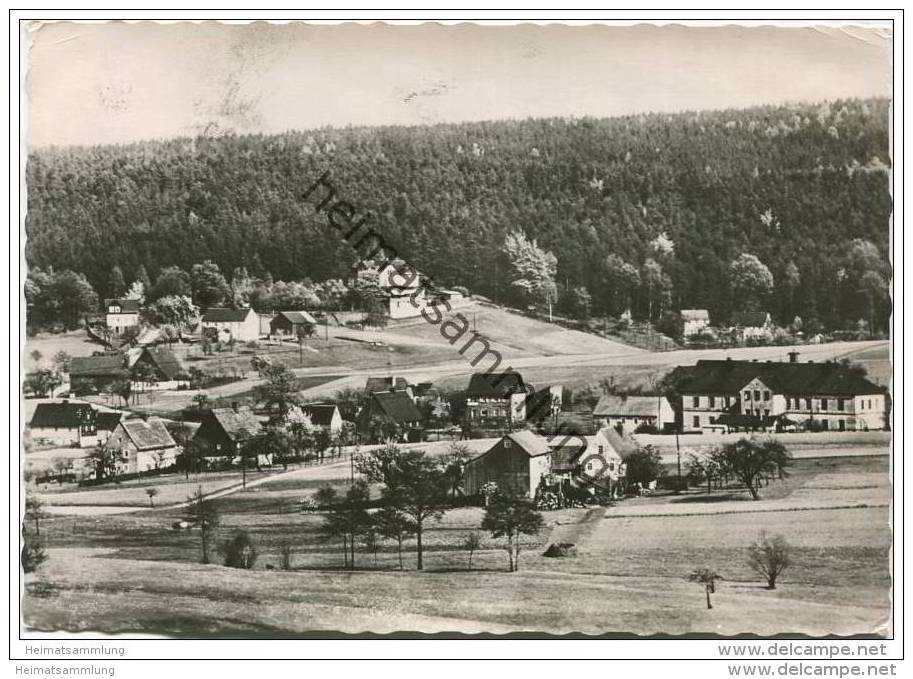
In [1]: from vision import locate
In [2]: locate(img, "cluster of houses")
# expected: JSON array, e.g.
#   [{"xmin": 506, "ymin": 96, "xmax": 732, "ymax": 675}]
[
  {"xmin": 26, "ymin": 347, "xmax": 887, "ymax": 491},
  {"xmin": 679, "ymin": 308, "xmax": 778, "ymax": 344}
]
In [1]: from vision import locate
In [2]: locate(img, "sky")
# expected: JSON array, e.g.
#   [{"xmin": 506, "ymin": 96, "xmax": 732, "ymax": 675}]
[{"xmin": 27, "ymin": 22, "xmax": 893, "ymax": 147}]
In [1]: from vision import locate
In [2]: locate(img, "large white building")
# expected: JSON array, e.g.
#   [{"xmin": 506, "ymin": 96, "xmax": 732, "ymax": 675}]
[
  {"xmin": 104, "ymin": 298, "xmax": 140, "ymax": 335},
  {"xmin": 200, "ymin": 307, "xmax": 260, "ymax": 343},
  {"xmin": 678, "ymin": 356, "xmax": 887, "ymax": 433}
]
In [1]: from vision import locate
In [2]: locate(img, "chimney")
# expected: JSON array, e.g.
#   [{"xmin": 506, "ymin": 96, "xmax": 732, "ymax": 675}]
[
  {"xmin": 231, "ymin": 401, "xmax": 240, "ymax": 413},
  {"xmin": 788, "ymin": 351, "xmax": 800, "ymax": 363}
]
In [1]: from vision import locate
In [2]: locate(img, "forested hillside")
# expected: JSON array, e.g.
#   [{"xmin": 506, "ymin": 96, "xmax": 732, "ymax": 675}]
[{"xmin": 26, "ymin": 98, "xmax": 891, "ymax": 332}]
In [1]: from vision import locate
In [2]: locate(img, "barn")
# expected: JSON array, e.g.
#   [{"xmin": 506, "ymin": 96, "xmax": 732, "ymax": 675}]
[{"xmin": 462, "ymin": 430, "xmax": 551, "ymax": 497}]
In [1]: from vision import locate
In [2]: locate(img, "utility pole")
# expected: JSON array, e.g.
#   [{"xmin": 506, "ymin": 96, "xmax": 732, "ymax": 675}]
[{"xmin": 676, "ymin": 424, "xmax": 682, "ymax": 493}]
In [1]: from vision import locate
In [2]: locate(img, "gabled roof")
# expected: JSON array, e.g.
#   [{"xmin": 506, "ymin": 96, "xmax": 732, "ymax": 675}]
[
  {"xmin": 70, "ymin": 354, "xmax": 129, "ymax": 378},
  {"xmin": 730, "ymin": 311, "xmax": 771, "ymax": 328},
  {"xmin": 299, "ymin": 403, "xmax": 340, "ymax": 426},
  {"xmin": 548, "ymin": 442, "xmax": 587, "ymax": 471},
  {"xmin": 681, "ymin": 309, "xmax": 710, "ymax": 321},
  {"xmin": 29, "ymin": 401, "xmax": 94, "ymax": 429},
  {"xmin": 593, "ymin": 394, "xmax": 668, "ymax": 418},
  {"xmin": 274, "ymin": 310, "xmax": 317, "ymax": 325},
  {"xmin": 202, "ymin": 307, "xmax": 253, "ymax": 323},
  {"xmin": 208, "ymin": 406, "xmax": 262, "ymax": 441},
  {"xmin": 504, "ymin": 430, "xmax": 550, "ymax": 458},
  {"xmin": 117, "ymin": 418, "xmax": 176, "ymax": 451},
  {"xmin": 370, "ymin": 391, "xmax": 422, "ymax": 423},
  {"xmin": 678, "ymin": 359, "xmax": 884, "ymax": 397},
  {"xmin": 105, "ymin": 298, "xmax": 140, "ymax": 313},
  {"xmin": 96, "ymin": 411, "xmax": 126, "ymax": 432},
  {"xmin": 138, "ymin": 346, "xmax": 184, "ymax": 380},
  {"xmin": 466, "ymin": 371, "xmax": 526, "ymax": 399},
  {"xmin": 365, "ymin": 376, "xmax": 410, "ymax": 394},
  {"xmin": 599, "ymin": 427, "xmax": 641, "ymax": 460}
]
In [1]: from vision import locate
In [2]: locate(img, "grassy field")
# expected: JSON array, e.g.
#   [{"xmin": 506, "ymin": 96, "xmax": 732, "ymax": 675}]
[{"xmin": 22, "ymin": 452, "xmax": 891, "ymax": 637}]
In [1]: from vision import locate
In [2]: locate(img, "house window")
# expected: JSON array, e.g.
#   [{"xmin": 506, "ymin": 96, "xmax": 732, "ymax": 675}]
[
  {"xmin": 754, "ymin": 390, "xmax": 761, "ymax": 401},
  {"xmin": 763, "ymin": 391, "xmax": 770, "ymax": 400},
  {"xmin": 598, "ymin": 445, "xmax": 604, "ymax": 454},
  {"xmin": 821, "ymin": 399, "xmax": 828, "ymax": 411},
  {"xmin": 745, "ymin": 408, "xmax": 751, "ymax": 415},
  {"xmin": 806, "ymin": 398, "xmax": 812, "ymax": 410},
  {"xmin": 586, "ymin": 462, "xmax": 593, "ymax": 471},
  {"xmin": 838, "ymin": 420, "xmax": 846, "ymax": 431},
  {"xmin": 709, "ymin": 396, "xmax": 715, "ymax": 408},
  {"xmin": 503, "ymin": 439, "xmax": 509, "ymax": 448},
  {"xmin": 744, "ymin": 390, "xmax": 751, "ymax": 401},
  {"xmin": 608, "ymin": 462, "xmax": 615, "ymax": 471},
  {"xmin": 822, "ymin": 420, "xmax": 829, "ymax": 430},
  {"xmin": 764, "ymin": 409, "xmax": 770, "ymax": 418},
  {"xmin": 692, "ymin": 396, "xmax": 699, "ymax": 408},
  {"xmin": 837, "ymin": 399, "xmax": 845, "ymax": 411},
  {"xmin": 693, "ymin": 416, "xmax": 700, "ymax": 428}
]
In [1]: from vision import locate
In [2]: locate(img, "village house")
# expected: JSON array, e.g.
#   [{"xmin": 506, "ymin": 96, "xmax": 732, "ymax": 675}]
[
  {"xmin": 356, "ymin": 390, "xmax": 424, "ymax": 442},
  {"xmin": 200, "ymin": 307, "xmax": 260, "ymax": 343},
  {"xmin": 69, "ymin": 353, "xmax": 130, "ymax": 395},
  {"xmin": 365, "ymin": 375, "xmax": 414, "ymax": 398},
  {"xmin": 680, "ymin": 309, "xmax": 711, "ymax": 338},
  {"xmin": 127, "ymin": 346, "xmax": 189, "ymax": 391},
  {"xmin": 377, "ymin": 259, "xmax": 430, "ymax": 319},
  {"xmin": 677, "ymin": 355, "xmax": 888, "ymax": 433},
  {"xmin": 464, "ymin": 371, "xmax": 529, "ymax": 430},
  {"xmin": 28, "ymin": 400, "xmax": 100, "ymax": 447},
  {"xmin": 269, "ymin": 310, "xmax": 317, "ymax": 337},
  {"xmin": 290, "ymin": 402, "xmax": 344, "ymax": 434},
  {"xmin": 104, "ymin": 417, "xmax": 180, "ymax": 475},
  {"xmin": 730, "ymin": 311, "xmax": 775, "ymax": 342},
  {"xmin": 193, "ymin": 404, "xmax": 267, "ymax": 466},
  {"xmin": 592, "ymin": 394, "xmax": 675, "ymax": 433},
  {"xmin": 547, "ymin": 427, "xmax": 638, "ymax": 487},
  {"xmin": 104, "ymin": 298, "xmax": 141, "ymax": 335},
  {"xmin": 462, "ymin": 430, "xmax": 551, "ymax": 497}
]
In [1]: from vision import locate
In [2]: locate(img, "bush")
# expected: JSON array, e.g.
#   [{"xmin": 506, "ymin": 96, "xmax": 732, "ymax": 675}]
[
  {"xmin": 543, "ymin": 542, "xmax": 577, "ymax": 558},
  {"xmin": 220, "ymin": 530, "xmax": 258, "ymax": 569},
  {"xmin": 21, "ymin": 532, "xmax": 47, "ymax": 573}
]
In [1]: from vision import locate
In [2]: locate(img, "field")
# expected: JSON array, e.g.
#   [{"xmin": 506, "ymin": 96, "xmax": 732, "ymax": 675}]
[{"xmin": 22, "ymin": 451, "xmax": 891, "ymax": 637}]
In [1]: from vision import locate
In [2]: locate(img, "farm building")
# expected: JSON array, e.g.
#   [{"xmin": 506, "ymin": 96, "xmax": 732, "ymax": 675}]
[
  {"xmin": 269, "ymin": 311, "xmax": 317, "ymax": 337},
  {"xmin": 200, "ymin": 307, "xmax": 260, "ymax": 343},
  {"xmin": 464, "ymin": 371, "xmax": 529, "ymax": 430},
  {"xmin": 365, "ymin": 375, "xmax": 413, "ymax": 397},
  {"xmin": 356, "ymin": 390, "xmax": 424, "ymax": 442},
  {"xmin": 680, "ymin": 309, "xmax": 710, "ymax": 338},
  {"xmin": 463, "ymin": 430, "xmax": 550, "ymax": 497},
  {"xmin": 104, "ymin": 298, "xmax": 140, "ymax": 334},
  {"xmin": 291, "ymin": 403, "xmax": 344, "ymax": 433},
  {"xmin": 69, "ymin": 354, "xmax": 129, "ymax": 395},
  {"xmin": 127, "ymin": 346, "xmax": 189, "ymax": 391},
  {"xmin": 547, "ymin": 427, "xmax": 637, "ymax": 487},
  {"xmin": 592, "ymin": 394, "xmax": 675, "ymax": 433},
  {"xmin": 193, "ymin": 404, "xmax": 267, "ymax": 466},
  {"xmin": 104, "ymin": 417, "xmax": 180, "ymax": 475},
  {"xmin": 729, "ymin": 311, "xmax": 775, "ymax": 342},
  {"xmin": 677, "ymin": 356, "xmax": 888, "ymax": 432},
  {"xmin": 28, "ymin": 400, "xmax": 100, "ymax": 448}
]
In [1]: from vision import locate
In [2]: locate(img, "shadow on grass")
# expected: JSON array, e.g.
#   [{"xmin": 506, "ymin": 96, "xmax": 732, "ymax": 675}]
[{"xmin": 669, "ymin": 492, "xmax": 748, "ymax": 504}]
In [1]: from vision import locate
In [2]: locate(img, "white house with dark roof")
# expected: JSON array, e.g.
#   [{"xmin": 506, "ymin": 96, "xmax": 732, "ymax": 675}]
[
  {"xmin": 104, "ymin": 417, "xmax": 179, "ymax": 475},
  {"xmin": 201, "ymin": 307, "xmax": 260, "ymax": 343},
  {"xmin": 293, "ymin": 403, "xmax": 344, "ymax": 433},
  {"xmin": 193, "ymin": 404, "xmax": 266, "ymax": 465},
  {"xmin": 104, "ymin": 298, "xmax": 141, "ymax": 334},
  {"xmin": 592, "ymin": 394, "xmax": 674, "ymax": 433},
  {"xmin": 548, "ymin": 427, "xmax": 638, "ymax": 486},
  {"xmin": 729, "ymin": 311, "xmax": 775, "ymax": 342},
  {"xmin": 28, "ymin": 400, "xmax": 100, "ymax": 447}
]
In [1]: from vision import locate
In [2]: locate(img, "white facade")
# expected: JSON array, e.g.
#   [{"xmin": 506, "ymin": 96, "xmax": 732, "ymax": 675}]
[
  {"xmin": 105, "ymin": 301, "xmax": 140, "ymax": 334},
  {"xmin": 28, "ymin": 426, "xmax": 98, "ymax": 448},
  {"xmin": 201, "ymin": 308, "xmax": 260, "ymax": 342}
]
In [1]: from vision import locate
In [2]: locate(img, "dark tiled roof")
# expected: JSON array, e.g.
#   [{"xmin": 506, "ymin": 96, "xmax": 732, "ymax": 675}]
[
  {"xmin": 466, "ymin": 371, "xmax": 526, "ymax": 399},
  {"xmin": 119, "ymin": 418, "xmax": 176, "ymax": 451},
  {"xmin": 678, "ymin": 360, "xmax": 884, "ymax": 397},
  {"xmin": 210, "ymin": 406, "xmax": 262, "ymax": 441},
  {"xmin": 365, "ymin": 376, "xmax": 410, "ymax": 394},
  {"xmin": 202, "ymin": 308, "xmax": 253, "ymax": 323},
  {"xmin": 140, "ymin": 347, "xmax": 184, "ymax": 380},
  {"xmin": 371, "ymin": 391, "xmax": 422, "ymax": 423},
  {"xmin": 105, "ymin": 298, "xmax": 140, "ymax": 313},
  {"xmin": 96, "ymin": 411, "xmax": 126, "ymax": 432},
  {"xmin": 299, "ymin": 403, "xmax": 339, "ymax": 426},
  {"xmin": 70, "ymin": 354, "xmax": 128, "ymax": 377},
  {"xmin": 30, "ymin": 402, "xmax": 94, "ymax": 429},
  {"xmin": 730, "ymin": 312, "xmax": 771, "ymax": 327}
]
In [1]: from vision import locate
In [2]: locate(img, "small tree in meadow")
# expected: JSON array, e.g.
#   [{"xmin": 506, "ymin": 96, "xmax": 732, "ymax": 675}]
[
  {"xmin": 748, "ymin": 533, "xmax": 792, "ymax": 590},
  {"xmin": 145, "ymin": 487, "xmax": 159, "ymax": 508},
  {"xmin": 464, "ymin": 531, "xmax": 482, "ymax": 570},
  {"xmin": 688, "ymin": 568, "xmax": 723, "ymax": 609},
  {"xmin": 220, "ymin": 530, "xmax": 258, "ymax": 569},
  {"xmin": 374, "ymin": 505, "xmax": 415, "ymax": 570},
  {"xmin": 481, "ymin": 491, "xmax": 544, "ymax": 572},
  {"xmin": 185, "ymin": 486, "xmax": 220, "ymax": 564}
]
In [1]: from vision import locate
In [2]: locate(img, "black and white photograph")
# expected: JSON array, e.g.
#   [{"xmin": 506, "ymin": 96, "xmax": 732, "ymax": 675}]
[{"xmin": 15, "ymin": 15, "xmax": 897, "ymax": 648}]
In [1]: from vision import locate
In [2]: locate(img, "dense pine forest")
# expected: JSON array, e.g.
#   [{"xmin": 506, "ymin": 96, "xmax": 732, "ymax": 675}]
[{"xmin": 25, "ymin": 98, "xmax": 892, "ymax": 333}]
